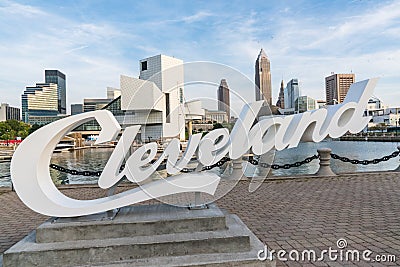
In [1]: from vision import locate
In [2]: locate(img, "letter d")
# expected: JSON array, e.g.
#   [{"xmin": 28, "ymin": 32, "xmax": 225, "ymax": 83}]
[{"xmin": 258, "ymin": 245, "xmax": 268, "ymax": 261}]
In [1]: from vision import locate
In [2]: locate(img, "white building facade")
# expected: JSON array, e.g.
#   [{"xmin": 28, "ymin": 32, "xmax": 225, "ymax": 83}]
[
  {"xmin": 363, "ymin": 97, "xmax": 399, "ymax": 129},
  {"xmin": 120, "ymin": 55, "xmax": 186, "ymax": 141},
  {"xmin": 0, "ymin": 103, "xmax": 20, "ymax": 121}
]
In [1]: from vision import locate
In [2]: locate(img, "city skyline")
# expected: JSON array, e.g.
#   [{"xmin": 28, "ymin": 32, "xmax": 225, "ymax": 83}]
[{"xmin": 0, "ymin": 0, "xmax": 399, "ymax": 114}]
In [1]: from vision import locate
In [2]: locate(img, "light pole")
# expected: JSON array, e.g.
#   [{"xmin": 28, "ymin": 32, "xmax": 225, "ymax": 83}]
[{"xmin": 6, "ymin": 129, "xmax": 9, "ymax": 146}]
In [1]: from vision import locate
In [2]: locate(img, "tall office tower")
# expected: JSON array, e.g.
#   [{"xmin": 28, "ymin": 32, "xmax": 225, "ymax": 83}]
[
  {"xmin": 325, "ymin": 73, "xmax": 355, "ymax": 105},
  {"xmin": 284, "ymin": 79, "xmax": 300, "ymax": 109},
  {"xmin": 276, "ymin": 80, "xmax": 285, "ymax": 109},
  {"xmin": 21, "ymin": 83, "xmax": 58, "ymax": 123},
  {"xmin": 217, "ymin": 79, "xmax": 230, "ymax": 120},
  {"xmin": 121, "ymin": 54, "xmax": 185, "ymax": 140},
  {"xmin": 255, "ymin": 48, "xmax": 272, "ymax": 105},
  {"xmin": 45, "ymin": 70, "xmax": 66, "ymax": 114}
]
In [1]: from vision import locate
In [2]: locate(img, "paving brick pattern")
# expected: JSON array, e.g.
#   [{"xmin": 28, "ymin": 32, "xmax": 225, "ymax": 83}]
[{"xmin": 0, "ymin": 172, "xmax": 399, "ymax": 266}]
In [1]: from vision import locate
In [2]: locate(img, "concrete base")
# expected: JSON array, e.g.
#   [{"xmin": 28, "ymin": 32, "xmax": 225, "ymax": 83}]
[{"xmin": 3, "ymin": 204, "xmax": 275, "ymax": 267}]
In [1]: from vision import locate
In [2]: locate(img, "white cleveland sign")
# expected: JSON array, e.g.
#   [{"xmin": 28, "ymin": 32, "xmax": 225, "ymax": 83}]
[{"xmin": 11, "ymin": 78, "xmax": 378, "ymax": 217}]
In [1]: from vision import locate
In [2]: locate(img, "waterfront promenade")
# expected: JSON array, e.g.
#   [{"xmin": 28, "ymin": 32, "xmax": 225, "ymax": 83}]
[{"xmin": 0, "ymin": 171, "xmax": 399, "ymax": 266}]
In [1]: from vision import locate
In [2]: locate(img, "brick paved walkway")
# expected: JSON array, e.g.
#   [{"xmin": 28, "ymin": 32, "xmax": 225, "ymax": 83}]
[{"xmin": 1, "ymin": 172, "xmax": 400, "ymax": 266}]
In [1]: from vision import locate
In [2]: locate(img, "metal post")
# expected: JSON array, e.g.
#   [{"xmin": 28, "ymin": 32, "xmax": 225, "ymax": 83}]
[{"xmin": 315, "ymin": 148, "xmax": 336, "ymax": 176}]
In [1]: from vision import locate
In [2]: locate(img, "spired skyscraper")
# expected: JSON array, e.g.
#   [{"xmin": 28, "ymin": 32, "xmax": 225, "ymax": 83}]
[
  {"xmin": 217, "ymin": 79, "xmax": 230, "ymax": 120},
  {"xmin": 276, "ymin": 80, "xmax": 285, "ymax": 109},
  {"xmin": 255, "ymin": 48, "xmax": 272, "ymax": 105},
  {"xmin": 45, "ymin": 70, "xmax": 66, "ymax": 114}
]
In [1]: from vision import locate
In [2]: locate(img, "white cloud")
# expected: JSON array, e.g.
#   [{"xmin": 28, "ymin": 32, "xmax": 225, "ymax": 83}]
[
  {"xmin": 181, "ymin": 11, "xmax": 213, "ymax": 23},
  {"xmin": 0, "ymin": 0, "xmax": 399, "ymax": 115},
  {"xmin": 0, "ymin": 0, "xmax": 44, "ymax": 16},
  {"xmin": 0, "ymin": 1, "xmax": 134, "ymax": 111},
  {"xmin": 305, "ymin": 1, "xmax": 400, "ymax": 50}
]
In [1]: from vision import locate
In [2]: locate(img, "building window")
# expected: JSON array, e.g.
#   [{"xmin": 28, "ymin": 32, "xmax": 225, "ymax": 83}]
[
  {"xmin": 179, "ymin": 88, "xmax": 184, "ymax": 104},
  {"xmin": 141, "ymin": 61, "xmax": 147, "ymax": 71},
  {"xmin": 165, "ymin": 93, "xmax": 170, "ymax": 123}
]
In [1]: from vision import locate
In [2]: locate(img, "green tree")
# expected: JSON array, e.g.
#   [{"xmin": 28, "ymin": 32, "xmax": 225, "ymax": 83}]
[
  {"xmin": 0, "ymin": 120, "xmax": 31, "ymax": 140},
  {"xmin": 212, "ymin": 123, "xmax": 224, "ymax": 130},
  {"xmin": 28, "ymin": 124, "xmax": 42, "ymax": 135}
]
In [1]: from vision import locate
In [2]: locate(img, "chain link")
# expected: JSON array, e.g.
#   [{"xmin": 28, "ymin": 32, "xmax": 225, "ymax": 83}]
[
  {"xmin": 50, "ymin": 157, "xmax": 233, "ymax": 175},
  {"xmin": 331, "ymin": 150, "xmax": 400, "ymax": 165},
  {"xmin": 201, "ymin": 157, "xmax": 231, "ymax": 171},
  {"xmin": 248, "ymin": 154, "xmax": 320, "ymax": 170},
  {"xmin": 49, "ymin": 154, "xmax": 319, "ymax": 176},
  {"xmin": 49, "ymin": 149, "xmax": 400, "ymax": 177},
  {"xmin": 50, "ymin": 164, "xmax": 102, "ymax": 177}
]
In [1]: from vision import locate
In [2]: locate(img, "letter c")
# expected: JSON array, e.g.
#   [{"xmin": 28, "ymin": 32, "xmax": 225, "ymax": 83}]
[{"xmin": 11, "ymin": 111, "xmax": 220, "ymax": 217}]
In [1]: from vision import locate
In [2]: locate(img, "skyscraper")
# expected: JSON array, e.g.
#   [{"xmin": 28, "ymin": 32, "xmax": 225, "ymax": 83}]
[
  {"xmin": 45, "ymin": 70, "xmax": 66, "ymax": 114},
  {"xmin": 325, "ymin": 73, "xmax": 355, "ymax": 105},
  {"xmin": 21, "ymin": 83, "xmax": 59, "ymax": 123},
  {"xmin": 255, "ymin": 48, "xmax": 272, "ymax": 105},
  {"xmin": 284, "ymin": 79, "xmax": 300, "ymax": 110},
  {"xmin": 217, "ymin": 79, "xmax": 230, "ymax": 120},
  {"xmin": 276, "ymin": 80, "xmax": 285, "ymax": 109}
]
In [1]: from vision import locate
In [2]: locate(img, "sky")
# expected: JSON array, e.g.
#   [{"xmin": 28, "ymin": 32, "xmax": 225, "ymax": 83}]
[{"xmin": 0, "ymin": 0, "xmax": 400, "ymax": 114}]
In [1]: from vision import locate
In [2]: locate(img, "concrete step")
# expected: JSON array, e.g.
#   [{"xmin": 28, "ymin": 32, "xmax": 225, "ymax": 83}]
[
  {"xmin": 36, "ymin": 204, "xmax": 227, "ymax": 243},
  {"xmin": 3, "ymin": 214, "xmax": 252, "ymax": 267},
  {"xmin": 84, "ymin": 215, "xmax": 275, "ymax": 267}
]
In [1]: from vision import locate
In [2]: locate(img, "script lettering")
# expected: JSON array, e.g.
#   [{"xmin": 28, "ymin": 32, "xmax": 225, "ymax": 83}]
[{"xmin": 10, "ymin": 78, "xmax": 378, "ymax": 217}]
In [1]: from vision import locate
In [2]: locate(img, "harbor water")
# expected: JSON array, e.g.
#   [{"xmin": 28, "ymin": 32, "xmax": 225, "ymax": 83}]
[{"xmin": 0, "ymin": 140, "xmax": 399, "ymax": 187}]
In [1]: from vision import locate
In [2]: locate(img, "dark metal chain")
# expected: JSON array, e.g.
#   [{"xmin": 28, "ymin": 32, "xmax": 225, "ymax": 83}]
[
  {"xmin": 331, "ymin": 151, "xmax": 400, "ymax": 165},
  {"xmin": 248, "ymin": 154, "xmax": 320, "ymax": 170},
  {"xmin": 50, "ymin": 158, "xmax": 231, "ymax": 176},
  {"xmin": 49, "ymin": 149, "xmax": 400, "ymax": 177},
  {"xmin": 50, "ymin": 153, "xmax": 319, "ymax": 176},
  {"xmin": 181, "ymin": 157, "xmax": 232, "ymax": 173},
  {"xmin": 201, "ymin": 157, "xmax": 231, "ymax": 171},
  {"xmin": 50, "ymin": 164, "xmax": 102, "ymax": 177}
]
